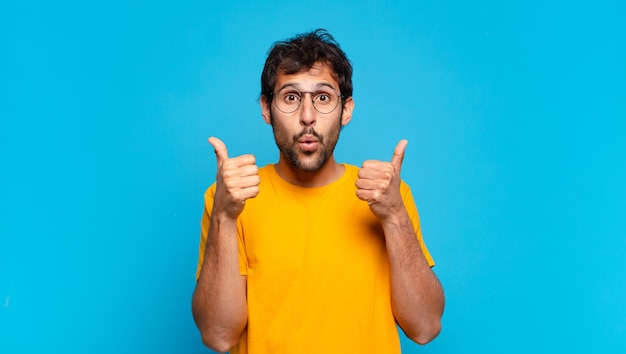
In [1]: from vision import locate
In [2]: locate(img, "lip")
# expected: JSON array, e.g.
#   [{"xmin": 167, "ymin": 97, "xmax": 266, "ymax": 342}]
[{"xmin": 298, "ymin": 135, "xmax": 319, "ymax": 151}]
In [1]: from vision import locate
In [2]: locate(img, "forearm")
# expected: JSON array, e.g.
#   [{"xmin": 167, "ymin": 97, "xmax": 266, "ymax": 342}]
[
  {"xmin": 192, "ymin": 213, "xmax": 247, "ymax": 352},
  {"xmin": 382, "ymin": 212, "xmax": 444, "ymax": 344}
]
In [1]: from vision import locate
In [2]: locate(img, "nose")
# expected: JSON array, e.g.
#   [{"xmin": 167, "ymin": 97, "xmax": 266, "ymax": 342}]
[{"xmin": 299, "ymin": 93, "xmax": 316, "ymax": 127}]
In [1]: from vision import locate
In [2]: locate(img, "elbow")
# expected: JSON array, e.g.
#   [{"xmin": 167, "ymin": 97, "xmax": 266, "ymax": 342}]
[
  {"xmin": 194, "ymin": 314, "xmax": 243, "ymax": 353},
  {"xmin": 405, "ymin": 319, "xmax": 442, "ymax": 345},
  {"xmin": 191, "ymin": 295, "xmax": 246, "ymax": 352},
  {"xmin": 200, "ymin": 330, "xmax": 240, "ymax": 353}
]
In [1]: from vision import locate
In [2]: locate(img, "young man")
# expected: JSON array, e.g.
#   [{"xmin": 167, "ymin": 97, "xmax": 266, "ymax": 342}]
[{"xmin": 192, "ymin": 29, "xmax": 444, "ymax": 353}]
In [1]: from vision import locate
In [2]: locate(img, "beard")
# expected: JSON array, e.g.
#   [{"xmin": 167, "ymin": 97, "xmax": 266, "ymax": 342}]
[{"xmin": 270, "ymin": 112, "xmax": 342, "ymax": 172}]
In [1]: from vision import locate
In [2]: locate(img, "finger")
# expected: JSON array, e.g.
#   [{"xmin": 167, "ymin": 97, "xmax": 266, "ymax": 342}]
[
  {"xmin": 222, "ymin": 165, "xmax": 260, "ymax": 182},
  {"xmin": 238, "ymin": 185, "xmax": 261, "ymax": 200},
  {"xmin": 224, "ymin": 175, "xmax": 261, "ymax": 190},
  {"xmin": 391, "ymin": 139, "xmax": 408, "ymax": 172},
  {"xmin": 355, "ymin": 189, "xmax": 379, "ymax": 204},
  {"xmin": 356, "ymin": 178, "xmax": 388, "ymax": 190},
  {"xmin": 208, "ymin": 137, "xmax": 229, "ymax": 165},
  {"xmin": 225, "ymin": 154, "xmax": 257, "ymax": 169},
  {"xmin": 358, "ymin": 162, "xmax": 394, "ymax": 180},
  {"xmin": 355, "ymin": 189, "xmax": 368, "ymax": 202},
  {"xmin": 361, "ymin": 159, "xmax": 386, "ymax": 169},
  {"xmin": 231, "ymin": 163, "xmax": 259, "ymax": 178}
]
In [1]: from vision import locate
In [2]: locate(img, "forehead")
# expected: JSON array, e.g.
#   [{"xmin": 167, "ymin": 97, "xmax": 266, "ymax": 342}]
[{"xmin": 275, "ymin": 62, "xmax": 339, "ymax": 91}]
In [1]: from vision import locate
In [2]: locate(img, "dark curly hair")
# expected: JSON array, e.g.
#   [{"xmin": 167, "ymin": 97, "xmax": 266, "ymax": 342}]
[{"xmin": 260, "ymin": 29, "xmax": 353, "ymax": 105}]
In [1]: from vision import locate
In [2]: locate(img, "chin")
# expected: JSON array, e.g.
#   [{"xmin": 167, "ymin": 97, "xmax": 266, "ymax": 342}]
[
  {"xmin": 297, "ymin": 154, "xmax": 328, "ymax": 172},
  {"xmin": 281, "ymin": 144, "xmax": 330, "ymax": 172},
  {"xmin": 286, "ymin": 151, "xmax": 318, "ymax": 171}
]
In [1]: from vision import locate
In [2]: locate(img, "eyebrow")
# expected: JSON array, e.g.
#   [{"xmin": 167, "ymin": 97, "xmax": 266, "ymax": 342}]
[{"xmin": 276, "ymin": 82, "xmax": 338, "ymax": 93}]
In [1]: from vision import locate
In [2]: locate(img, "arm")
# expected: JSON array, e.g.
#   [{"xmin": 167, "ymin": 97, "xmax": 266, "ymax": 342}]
[
  {"xmin": 380, "ymin": 207, "xmax": 444, "ymax": 344},
  {"xmin": 356, "ymin": 140, "xmax": 444, "ymax": 344},
  {"xmin": 192, "ymin": 137, "xmax": 260, "ymax": 352},
  {"xmin": 192, "ymin": 212, "xmax": 247, "ymax": 352}
]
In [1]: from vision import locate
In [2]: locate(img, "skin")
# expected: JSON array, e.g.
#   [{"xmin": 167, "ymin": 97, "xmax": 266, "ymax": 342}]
[
  {"xmin": 192, "ymin": 62, "xmax": 444, "ymax": 352},
  {"xmin": 191, "ymin": 136, "xmax": 255, "ymax": 352},
  {"xmin": 261, "ymin": 63, "xmax": 353, "ymax": 187},
  {"xmin": 357, "ymin": 141, "xmax": 445, "ymax": 344}
]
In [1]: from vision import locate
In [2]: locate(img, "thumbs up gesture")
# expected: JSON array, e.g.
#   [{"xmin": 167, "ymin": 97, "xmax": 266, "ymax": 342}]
[
  {"xmin": 356, "ymin": 140, "xmax": 408, "ymax": 221},
  {"xmin": 208, "ymin": 137, "xmax": 260, "ymax": 219}
]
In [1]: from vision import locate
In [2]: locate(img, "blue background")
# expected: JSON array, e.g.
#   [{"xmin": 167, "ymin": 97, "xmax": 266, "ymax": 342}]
[{"xmin": 1, "ymin": 1, "xmax": 624, "ymax": 353}]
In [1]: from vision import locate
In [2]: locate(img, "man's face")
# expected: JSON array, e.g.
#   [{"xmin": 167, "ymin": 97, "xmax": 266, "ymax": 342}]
[{"xmin": 261, "ymin": 62, "xmax": 354, "ymax": 172}]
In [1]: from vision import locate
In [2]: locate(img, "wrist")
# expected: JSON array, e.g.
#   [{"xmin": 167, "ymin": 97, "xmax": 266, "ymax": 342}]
[
  {"xmin": 212, "ymin": 210, "xmax": 238, "ymax": 226},
  {"xmin": 380, "ymin": 209, "xmax": 411, "ymax": 232}
]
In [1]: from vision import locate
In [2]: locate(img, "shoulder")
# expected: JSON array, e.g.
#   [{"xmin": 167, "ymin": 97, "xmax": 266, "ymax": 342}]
[
  {"xmin": 204, "ymin": 182, "xmax": 217, "ymax": 200},
  {"xmin": 258, "ymin": 164, "xmax": 277, "ymax": 183},
  {"xmin": 259, "ymin": 164, "xmax": 274, "ymax": 174},
  {"xmin": 342, "ymin": 163, "xmax": 360, "ymax": 178}
]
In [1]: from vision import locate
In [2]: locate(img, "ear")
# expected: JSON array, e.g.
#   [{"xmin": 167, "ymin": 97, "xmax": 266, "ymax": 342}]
[
  {"xmin": 340, "ymin": 96, "xmax": 354, "ymax": 127},
  {"xmin": 260, "ymin": 95, "xmax": 272, "ymax": 125}
]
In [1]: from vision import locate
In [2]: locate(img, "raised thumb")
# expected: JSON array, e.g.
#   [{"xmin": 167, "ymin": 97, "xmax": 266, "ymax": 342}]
[
  {"xmin": 391, "ymin": 139, "xmax": 408, "ymax": 172},
  {"xmin": 208, "ymin": 136, "xmax": 229, "ymax": 165}
]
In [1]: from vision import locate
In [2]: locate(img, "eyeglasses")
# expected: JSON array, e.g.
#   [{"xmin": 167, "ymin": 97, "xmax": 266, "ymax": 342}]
[{"xmin": 272, "ymin": 87, "xmax": 343, "ymax": 114}]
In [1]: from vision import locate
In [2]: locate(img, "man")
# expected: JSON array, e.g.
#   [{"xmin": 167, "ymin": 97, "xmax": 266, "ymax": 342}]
[{"xmin": 192, "ymin": 29, "xmax": 444, "ymax": 353}]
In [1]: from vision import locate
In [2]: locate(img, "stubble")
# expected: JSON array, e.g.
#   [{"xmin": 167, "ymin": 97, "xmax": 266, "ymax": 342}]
[{"xmin": 270, "ymin": 112, "xmax": 341, "ymax": 172}]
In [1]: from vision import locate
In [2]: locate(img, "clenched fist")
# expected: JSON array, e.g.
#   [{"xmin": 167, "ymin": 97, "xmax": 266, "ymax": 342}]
[
  {"xmin": 208, "ymin": 137, "xmax": 260, "ymax": 219},
  {"xmin": 356, "ymin": 139, "xmax": 408, "ymax": 221}
]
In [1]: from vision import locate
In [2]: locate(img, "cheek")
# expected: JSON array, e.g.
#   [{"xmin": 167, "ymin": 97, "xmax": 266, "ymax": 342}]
[
  {"xmin": 272, "ymin": 119, "xmax": 291, "ymax": 137},
  {"xmin": 270, "ymin": 118, "xmax": 293, "ymax": 145},
  {"xmin": 270, "ymin": 110, "xmax": 297, "ymax": 129},
  {"xmin": 322, "ymin": 115, "xmax": 343, "ymax": 133}
]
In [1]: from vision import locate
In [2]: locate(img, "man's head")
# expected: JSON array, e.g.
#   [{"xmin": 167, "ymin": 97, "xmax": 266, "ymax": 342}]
[
  {"xmin": 259, "ymin": 29, "xmax": 354, "ymax": 175},
  {"xmin": 261, "ymin": 29, "xmax": 353, "ymax": 105}
]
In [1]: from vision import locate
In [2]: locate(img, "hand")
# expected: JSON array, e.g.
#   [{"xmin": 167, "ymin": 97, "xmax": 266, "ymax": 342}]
[
  {"xmin": 208, "ymin": 137, "xmax": 260, "ymax": 219},
  {"xmin": 356, "ymin": 140, "xmax": 408, "ymax": 221}
]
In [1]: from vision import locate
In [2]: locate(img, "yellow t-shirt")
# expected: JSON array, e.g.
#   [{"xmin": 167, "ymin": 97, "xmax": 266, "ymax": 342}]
[{"xmin": 196, "ymin": 164, "xmax": 434, "ymax": 354}]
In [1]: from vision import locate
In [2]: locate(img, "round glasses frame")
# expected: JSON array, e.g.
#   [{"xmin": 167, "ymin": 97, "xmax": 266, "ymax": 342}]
[{"xmin": 271, "ymin": 88, "xmax": 344, "ymax": 114}]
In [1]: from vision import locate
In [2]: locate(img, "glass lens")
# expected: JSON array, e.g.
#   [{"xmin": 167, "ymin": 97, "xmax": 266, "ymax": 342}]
[
  {"xmin": 274, "ymin": 88, "xmax": 340, "ymax": 114},
  {"xmin": 311, "ymin": 90, "xmax": 339, "ymax": 113},
  {"xmin": 275, "ymin": 88, "xmax": 301, "ymax": 113}
]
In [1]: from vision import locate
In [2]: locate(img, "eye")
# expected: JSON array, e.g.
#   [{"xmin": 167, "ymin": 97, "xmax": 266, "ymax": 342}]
[
  {"xmin": 314, "ymin": 92, "xmax": 332, "ymax": 104},
  {"xmin": 282, "ymin": 91, "xmax": 301, "ymax": 104}
]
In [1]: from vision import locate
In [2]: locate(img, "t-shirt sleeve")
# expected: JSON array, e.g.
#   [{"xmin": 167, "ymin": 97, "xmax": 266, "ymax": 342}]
[
  {"xmin": 400, "ymin": 181, "xmax": 435, "ymax": 267},
  {"xmin": 195, "ymin": 184, "xmax": 248, "ymax": 281}
]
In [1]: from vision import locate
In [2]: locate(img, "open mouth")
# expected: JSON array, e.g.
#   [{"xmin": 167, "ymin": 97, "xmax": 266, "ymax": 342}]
[{"xmin": 298, "ymin": 135, "xmax": 319, "ymax": 151}]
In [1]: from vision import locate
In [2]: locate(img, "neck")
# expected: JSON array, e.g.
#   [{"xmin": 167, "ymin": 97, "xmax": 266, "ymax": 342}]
[{"xmin": 274, "ymin": 155, "xmax": 344, "ymax": 188}]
